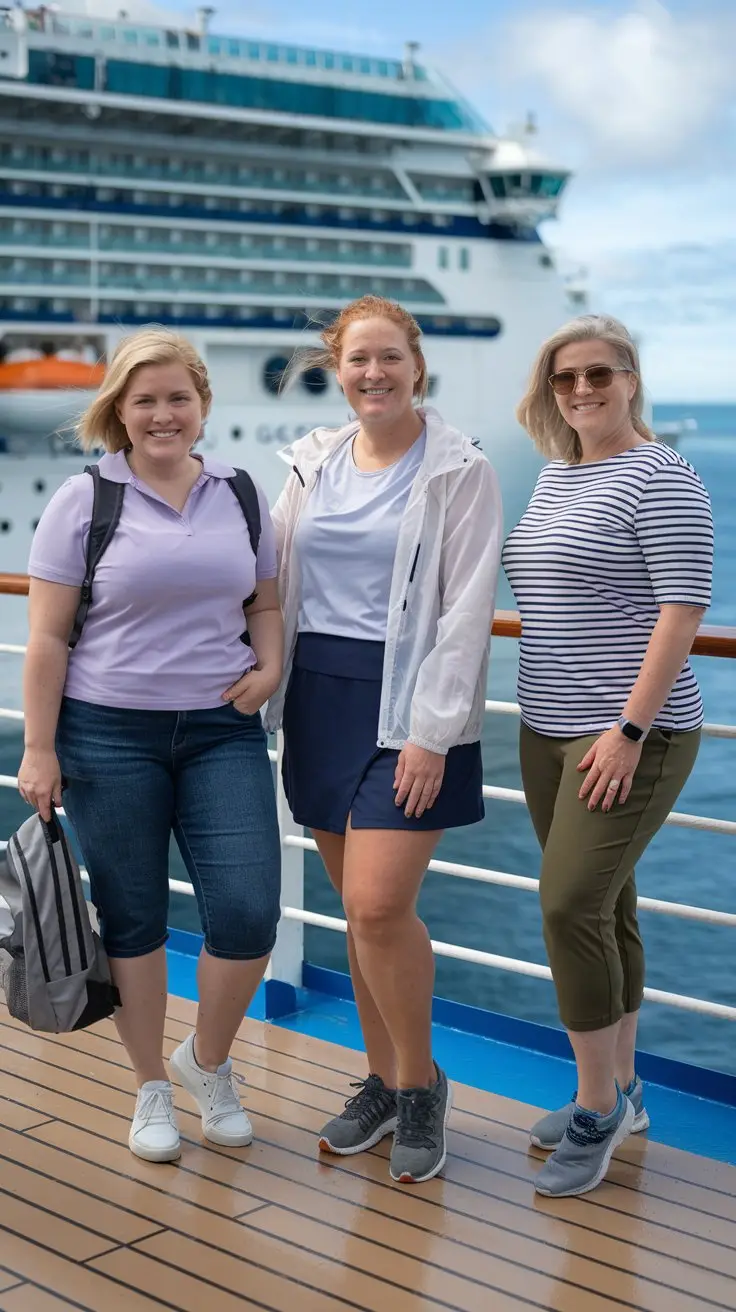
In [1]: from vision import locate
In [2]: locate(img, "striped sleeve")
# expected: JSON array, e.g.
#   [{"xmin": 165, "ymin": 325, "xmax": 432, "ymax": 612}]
[{"xmin": 634, "ymin": 461, "xmax": 713, "ymax": 607}]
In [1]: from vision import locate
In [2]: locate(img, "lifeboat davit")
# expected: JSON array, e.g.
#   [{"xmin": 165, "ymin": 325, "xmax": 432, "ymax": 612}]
[{"xmin": 0, "ymin": 355, "xmax": 105, "ymax": 447}]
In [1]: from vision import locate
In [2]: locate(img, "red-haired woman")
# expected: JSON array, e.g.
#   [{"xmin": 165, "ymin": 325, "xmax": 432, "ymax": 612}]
[{"xmin": 264, "ymin": 296, "xmax": 503, "ymax": 1184}]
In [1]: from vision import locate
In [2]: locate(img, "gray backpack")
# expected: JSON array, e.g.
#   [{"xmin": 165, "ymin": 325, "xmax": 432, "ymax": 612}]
[{"xmin": 0, "ymin": 809, "xmax": 120, "ymax": 1032}]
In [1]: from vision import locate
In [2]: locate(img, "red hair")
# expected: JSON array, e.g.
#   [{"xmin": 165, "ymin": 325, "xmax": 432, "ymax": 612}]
[{"xmin": 286, "ymin": 295, "xmax": 428, "ymax": 400}]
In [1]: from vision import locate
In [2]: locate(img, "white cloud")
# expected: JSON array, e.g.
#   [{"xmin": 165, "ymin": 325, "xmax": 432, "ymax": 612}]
[{"xmin": 494, "ymin": 1, "xmax": 733, "ymax": 167}]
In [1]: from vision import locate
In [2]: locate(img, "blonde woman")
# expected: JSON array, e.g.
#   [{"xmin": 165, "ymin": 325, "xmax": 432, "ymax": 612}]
[
  {"xmin": 18, "ymin": 328, "xmax": 283, "ymax": 1163},
  {"xmin": 503, "ymin": 315, "xmax": 713, "ymax": 1197},
  {"xmin": 265, "ymin": 295, "xmax": 503, "ymax": 1184}
]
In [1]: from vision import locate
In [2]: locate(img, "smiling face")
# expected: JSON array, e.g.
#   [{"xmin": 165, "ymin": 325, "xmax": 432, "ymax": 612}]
[
  {"xmin": 335, "ymin": 317, "xmax": 421, "ymax": 426},
  {"xmin": 552, "ymin": 339, "xmax": 638, "ymax": 455},
  {"xmin": 116, "ymin": 361, "xmax": 205, "ymax": 466}
]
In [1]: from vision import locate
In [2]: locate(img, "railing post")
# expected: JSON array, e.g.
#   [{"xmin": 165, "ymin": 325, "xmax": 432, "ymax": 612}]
[{"xmin": 261, "ymin": 730, "xmax": 304, "ymax": 1019}]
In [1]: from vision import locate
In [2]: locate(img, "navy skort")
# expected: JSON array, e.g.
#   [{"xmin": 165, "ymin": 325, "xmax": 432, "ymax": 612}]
[{"xmin": 282, "ymin": 632, "xmax": 484, "ymax": 835}]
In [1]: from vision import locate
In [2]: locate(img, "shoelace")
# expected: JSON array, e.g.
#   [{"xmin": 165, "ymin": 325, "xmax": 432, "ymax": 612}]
[
  {"xmin": 135, "ymin": 1086, "xmax": 175, "ymax": 1127},
  {"xmin": 565, "ymin": 1108, "xmax": 612, "ymax": 1148},
  {"xmin": 395, "ymin": 1087, "xmax": 438, "ymax": 1150},
  {"xmin": 340, "ymin": 1076, "xmax": 395, "ymax": 1132},
  {"xmin": 208, "ymin": 1068, "xmax": 247, "ymax": 1125}
]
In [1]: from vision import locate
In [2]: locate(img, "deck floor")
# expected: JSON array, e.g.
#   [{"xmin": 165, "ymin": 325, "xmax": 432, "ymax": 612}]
[{"xmin": 0, "ymin": 996, "xmax": 734, "ymax": 1311}]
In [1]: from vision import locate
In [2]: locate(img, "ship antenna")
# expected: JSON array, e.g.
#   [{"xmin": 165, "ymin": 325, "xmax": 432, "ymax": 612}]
[
  {"xmin": 403, "ymin": 41, "xmax": 420, "ymax": 79},
  {"xmin": 197, "ymin": 6, "xmax": 215, "ymax": 34}
]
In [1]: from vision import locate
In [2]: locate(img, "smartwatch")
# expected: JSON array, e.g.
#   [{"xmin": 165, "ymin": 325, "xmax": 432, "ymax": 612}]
[{"xmin": 617, "ymin": 716, "xmax": 647, "ymax": 742}]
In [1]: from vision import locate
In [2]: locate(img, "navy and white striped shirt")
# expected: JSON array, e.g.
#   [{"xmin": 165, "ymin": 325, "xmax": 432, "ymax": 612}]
[{"xmin": 502, "ymin": 444, "xmax": 713, "ymax": 736}]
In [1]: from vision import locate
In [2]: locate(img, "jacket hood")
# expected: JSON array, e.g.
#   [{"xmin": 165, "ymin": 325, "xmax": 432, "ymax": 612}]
[{"xmin": 277, "ymin": 407, "xmax": 482, "ymax": 482}]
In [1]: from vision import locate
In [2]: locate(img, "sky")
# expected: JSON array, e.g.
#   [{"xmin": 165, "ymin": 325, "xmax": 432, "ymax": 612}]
[{"xmin": 59, "ymin": 0, "xmax": 736, "ymax": 401}]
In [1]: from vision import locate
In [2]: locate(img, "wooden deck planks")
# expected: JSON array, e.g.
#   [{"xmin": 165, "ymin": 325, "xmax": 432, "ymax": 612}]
[{"xmin": 0, "ymin": 999, "xmax": 733, "ymax": 1312}]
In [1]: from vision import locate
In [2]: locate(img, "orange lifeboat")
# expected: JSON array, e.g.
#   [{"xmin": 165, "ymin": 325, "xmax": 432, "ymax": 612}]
[{"xmin": 0, "ymin": 357, "xmax": 105, "ymax": 391}]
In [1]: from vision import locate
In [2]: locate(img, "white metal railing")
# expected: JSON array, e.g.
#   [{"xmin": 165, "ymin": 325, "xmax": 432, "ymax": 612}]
[{"xmin": 1, "ymin": 643, "xmax": 735, "ymax": 1021}]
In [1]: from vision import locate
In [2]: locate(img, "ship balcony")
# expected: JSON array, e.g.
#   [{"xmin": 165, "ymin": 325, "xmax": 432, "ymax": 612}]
[
  {"xmin": 0, "ymin": 235, "xmax": 413, "ymax": 268},
  {"xmin": 0, "ymin": 156, "xmax": 409, "ymax": 203},
  {"xmin": 0, "ymin": 271, "xmax": 445, "ymax": 305}
]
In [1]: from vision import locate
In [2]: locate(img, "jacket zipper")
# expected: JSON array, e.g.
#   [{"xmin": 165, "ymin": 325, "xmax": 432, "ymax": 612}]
[{"xmin": 402, "ymin": 542, "xmax": 421, "ymax": 612}]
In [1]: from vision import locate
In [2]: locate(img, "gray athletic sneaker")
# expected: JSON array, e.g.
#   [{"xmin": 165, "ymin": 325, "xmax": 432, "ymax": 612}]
[
  {"xmin": 318, "ymin": 1075, "xmax": 397, "ymax": 1155},
  {"xmin": 534, "ymin": 1090, "xmax": 635, "ymax": 1197},
  {"xmin": 530, "ymin": 1076, "xmax": 649, "ymax": 1150},
  {"xmin": 389, "ymin": 1064, "xmax": 453, "ymax": 1184}
]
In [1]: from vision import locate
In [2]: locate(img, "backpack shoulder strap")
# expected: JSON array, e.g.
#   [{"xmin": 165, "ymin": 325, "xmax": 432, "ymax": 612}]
[
  {"xmin": 226, "ymin": 468, "xmax": 261, "ymax": 559},
  {"xmin": 68, "ymin": 465, "xmax": 125, "ymax": 650}
]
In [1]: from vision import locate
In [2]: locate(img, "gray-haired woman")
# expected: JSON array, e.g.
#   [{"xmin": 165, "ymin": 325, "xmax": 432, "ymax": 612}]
[{"xmin": 503, "ymin": 315, "xmax": 713, "ymax": 1197}]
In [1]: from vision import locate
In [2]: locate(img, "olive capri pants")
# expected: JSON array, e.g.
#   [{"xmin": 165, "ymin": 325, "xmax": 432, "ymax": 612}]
[{"xmin": 520, "ymin": 722, "xmax": 701, "ymax": 1033}]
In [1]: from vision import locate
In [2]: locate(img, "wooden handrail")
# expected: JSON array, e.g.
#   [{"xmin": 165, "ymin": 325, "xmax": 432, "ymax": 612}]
[{"xmin": 3, "ymin": 574, "xmax": 736, "ymax": 659}]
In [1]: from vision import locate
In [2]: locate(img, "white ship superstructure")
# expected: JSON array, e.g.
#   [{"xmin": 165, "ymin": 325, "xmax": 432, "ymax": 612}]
[{"xmin": 0, "ymin": 5, "xmax": 575, "ymax": 574}]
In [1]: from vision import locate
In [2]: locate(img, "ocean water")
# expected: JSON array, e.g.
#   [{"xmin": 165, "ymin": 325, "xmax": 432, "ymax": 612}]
[{"xmin": 1, "ymin": 404, "xmax": 734, "ymax": 1073}]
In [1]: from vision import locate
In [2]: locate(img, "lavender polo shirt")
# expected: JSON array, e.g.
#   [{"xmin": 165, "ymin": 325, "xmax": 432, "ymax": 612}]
[{"xmin": 28, "ymin": 450, "xmax": 277, "ymax": 711}]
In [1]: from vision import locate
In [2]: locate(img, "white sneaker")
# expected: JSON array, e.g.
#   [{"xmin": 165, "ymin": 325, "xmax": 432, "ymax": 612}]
[
  {"xmin": 169, "ymin": 1031, "xmax": 253, "ymax": 1147},
  {"xmin": 129, "ymin": 1080, "xmax": 181, "ymax": 1162}
]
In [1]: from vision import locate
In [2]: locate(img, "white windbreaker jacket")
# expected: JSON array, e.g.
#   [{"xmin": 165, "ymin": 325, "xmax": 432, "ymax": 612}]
[{"xmin": 264, "ymin": 407, "xmax": 503, "ymax": 755}]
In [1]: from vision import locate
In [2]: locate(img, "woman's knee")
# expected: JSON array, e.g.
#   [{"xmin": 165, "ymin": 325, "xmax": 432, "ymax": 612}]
[{"xmin": 343, "ymin": 887, "xmax": 409, "ymax": 942}]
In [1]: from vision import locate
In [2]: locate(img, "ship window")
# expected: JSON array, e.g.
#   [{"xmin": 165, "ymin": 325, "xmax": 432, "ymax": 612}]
[
  {"xmin": 302, "ymin": 367, "xmax": 328, "ymax": 395},
  {"xmin": 208, "ymin": 38, "xmax": 221, "ymax": 55},
  {"xmin": 263, "ymin": 354, "xmax": 290, "ymax": 394},
  {"xmin": 438, "ymin": 247, "xmax": 448, "ymax": 269},
  {"xmin": 146, "ymin": 32, "xmax": 160, "ymax": 47},
  {"xmin": 165, "ymin": 30, "xmax": 179, "ymax": 48},
  {"xmin": 100, "ymin": 26, "xmax": 115, "ymax": 40},
  {"xmin": 341, "ymin": 57, "xmax": 354, "ymax": 72},
  {"xmin": 286, "ymin": 48, "xmax": 298, "ymax": 65},
  {"xmin": 459, "ymin": 247, "xmax": 470, "ymax": 270},
  {"xmin": 247, "ymin": 44, "xmax": 260, "ymax": 60},
  {"xmin": 305, "ymin": 50, "xmax": 316, "ymax": 66},
  {"xmin": 324, "ymin": 52, "xmax": 335, "ymax": 69},
  {"xmin": 360, "ymin": 59, "xmax": 371, "ymax": 74},
  {"xmin": 124, "ymin": 30, "xmax": 138, "ymax": 45},
  {"xmin": 186, "ymin": 33, "xmax": 200, "ymax": 52},
  {"xmin": 266, "ymin": 46, "xmax": 279, "ymax": 62}
]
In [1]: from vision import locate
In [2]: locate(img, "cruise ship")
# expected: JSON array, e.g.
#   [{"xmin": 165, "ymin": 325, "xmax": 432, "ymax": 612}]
[{"xmin": 0, "ymin": 3, "xmax": 575, "ymax": 574}]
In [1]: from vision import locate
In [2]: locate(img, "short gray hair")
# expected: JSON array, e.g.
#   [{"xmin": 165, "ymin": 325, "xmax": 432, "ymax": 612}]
[{"xmin": 516, "ymin": 314, "xmax": 654, "ymax": 464}]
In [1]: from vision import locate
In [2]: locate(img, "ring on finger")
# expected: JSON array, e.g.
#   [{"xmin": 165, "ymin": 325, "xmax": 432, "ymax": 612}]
[{"xmin": 606, "ymin": 779, "xmax": 621, "ymax": 791}]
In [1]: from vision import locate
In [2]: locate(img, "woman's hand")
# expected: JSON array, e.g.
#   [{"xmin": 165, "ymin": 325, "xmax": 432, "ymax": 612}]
[
  {"xmin": 577, "ymin": 727, "xmax": 643, "ymax": 812},
  {"xmin": 223, "ymin": 667, "xmax": 280, "ymax": 716},
  {"xmin": 18, "ymin": 747, "xmax": 62, "ymax": 822},
  {"xmin": 394, "ymin": 743, "xmax": 446, "ymax": 819}
]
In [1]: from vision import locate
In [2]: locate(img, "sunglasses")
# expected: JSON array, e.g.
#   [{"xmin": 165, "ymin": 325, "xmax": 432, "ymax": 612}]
[{"xmin": 548, "ymin": 366, "xmax": 633, "ymax": 395}]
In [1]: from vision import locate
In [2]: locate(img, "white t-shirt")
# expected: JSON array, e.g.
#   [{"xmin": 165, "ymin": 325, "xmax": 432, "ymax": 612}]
[
  {"xmin": 296, "ymin": 430, "xmax": 426, "ymax": 642},
  {"xmin": 502, "ymin": 443, "xmax": 713, "ymax": 736}
]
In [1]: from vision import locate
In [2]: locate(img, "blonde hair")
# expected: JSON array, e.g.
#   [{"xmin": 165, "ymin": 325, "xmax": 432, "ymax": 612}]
[
  {"xmin": 78, "ymin": 327, "xmax": 212, "ymax": 452},
  {"xmin": 516, "ymin": 314, "xmax": 655, "ymax": 464},
  {"xmin": 285, "ymin": 295, "xmax": 429, "ymax": 400}
]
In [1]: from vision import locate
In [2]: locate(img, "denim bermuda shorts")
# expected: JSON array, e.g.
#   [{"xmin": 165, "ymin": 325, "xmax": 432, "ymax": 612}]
[{"xmin": 56, "ymin": 697, "xmax": 281, "ymax": 961}]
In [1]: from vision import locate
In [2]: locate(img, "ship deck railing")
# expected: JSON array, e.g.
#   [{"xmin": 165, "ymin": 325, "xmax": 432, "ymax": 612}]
[{"xmin": 1, "ymin": 572, "xmax": 735, "ymax": 1024}]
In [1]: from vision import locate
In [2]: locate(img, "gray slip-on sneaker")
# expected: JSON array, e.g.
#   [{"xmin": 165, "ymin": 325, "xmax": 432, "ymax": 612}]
[
  {"xmin": 530, "ymin": 1076, "xmax": 649, "ymax": 1150},
  {"xmin": 318, "ymin": 1074, "xmax": 397, "ymax": 1155},
  {"xmin": 389, "ymin": 1064, "xmax": 453, "ymax": 1185},
  {"xmin": 534, "ymin": 1091, "xmax": 635, "ymax": 1198}
]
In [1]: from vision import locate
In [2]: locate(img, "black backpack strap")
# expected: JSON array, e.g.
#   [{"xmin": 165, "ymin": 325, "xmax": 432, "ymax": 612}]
[
  {"xmin": 226, "ymin": 468, "xmax": 261, "ymax": 559},
  {"xmin": 68, "ymin": 465, "xmax": 125, "ymax": 650}
]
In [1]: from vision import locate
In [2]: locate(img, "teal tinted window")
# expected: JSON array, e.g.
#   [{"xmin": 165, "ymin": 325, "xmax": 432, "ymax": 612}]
[
  {"xmin": 28, "ymin": 56, "xmax": 483, "ymax": 129},
  {"xmin": 28, "ymin": 50, "xmax": 96, "ymax": 91},
  {"xmin": 286, "ymin": 48, "xmax": 299, "ymax": 64},
  {"xmin": 208, "ymin": 38, "xmax": 221, "ymax": 55},
  {"xmin": 248, "ymin": 44, "xmax": 260, "ymax": 60},
  {"xmin": 266, "ymin": 46, "xmax": 279, "ymax": 62},
  {"xmin": 324, "ymin": 53, "xmax": 335, "ymax": 69},
  {"xmin": 123, "ymin": 30, "xmax": 138, "ymax": 45},
  {"xmin": 305, "ymin": 50, "xmax": 317, "ymax": 66}
]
